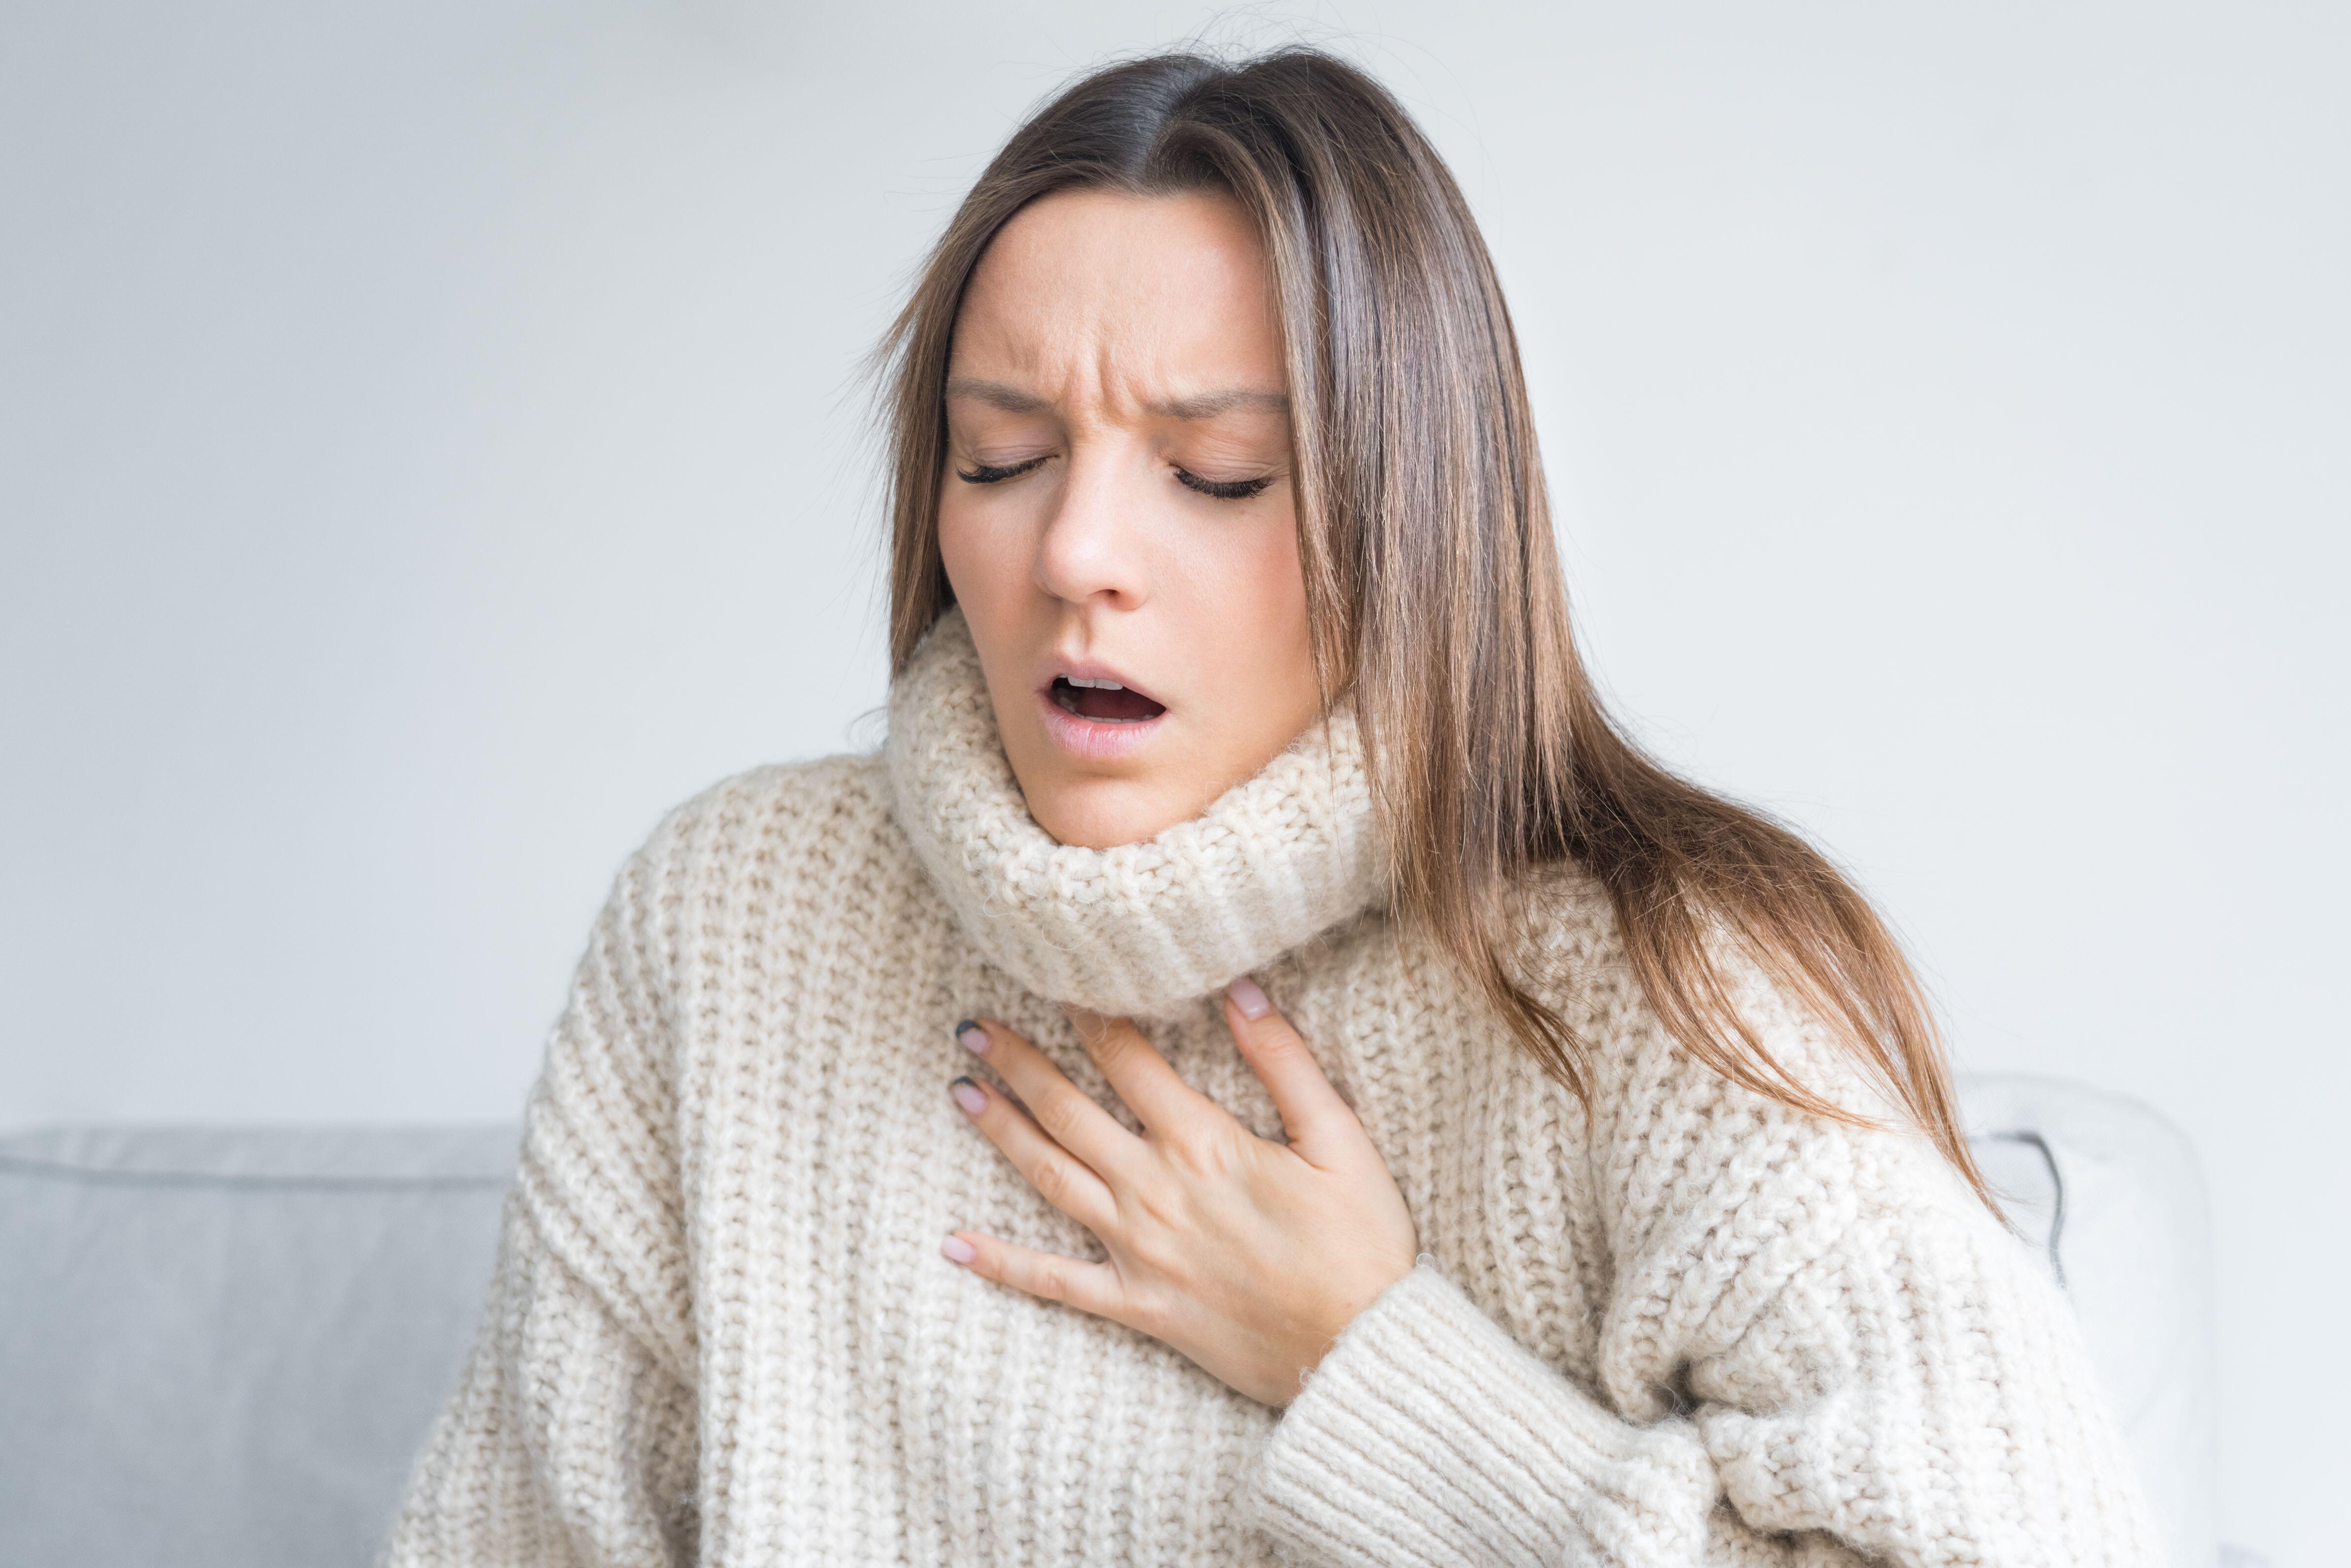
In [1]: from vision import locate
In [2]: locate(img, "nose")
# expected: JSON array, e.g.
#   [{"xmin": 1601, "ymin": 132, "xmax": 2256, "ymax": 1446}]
[{"xmin": 1032, "ymin": 445, "xmax": 1149, "ymax": 610}]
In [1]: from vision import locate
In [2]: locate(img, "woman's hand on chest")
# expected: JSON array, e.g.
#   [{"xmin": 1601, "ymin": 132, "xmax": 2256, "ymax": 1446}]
[{"xmin": 942, "ymin": 980, "xmax": 1419, "ymax": 1407}]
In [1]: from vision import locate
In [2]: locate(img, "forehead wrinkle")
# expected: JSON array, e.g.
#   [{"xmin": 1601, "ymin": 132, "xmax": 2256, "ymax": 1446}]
[
  {"xmin": 951, "ymin": 309, "xmax": 1285, "ymax": 436},
  {"xmin": 1089, "ymin": 297, "xmax": 1286, "ymax": 425}
]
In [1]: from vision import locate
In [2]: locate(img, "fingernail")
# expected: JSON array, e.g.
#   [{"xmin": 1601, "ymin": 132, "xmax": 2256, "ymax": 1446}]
[
  {"xmin": 950, "ymin": 1077, "xmax": 986, "ymax": 1115},
  {"xmin": 955, "ymin": 1020, "xmax": 989, "ymax": 1055},
  {"xmin": 1226, "ymin": 976, "xmax": 1270, "ymax": 1020},
  {"xmin": 941, "ymin": 1234, "xmax": 977, "ymax": 1264}
]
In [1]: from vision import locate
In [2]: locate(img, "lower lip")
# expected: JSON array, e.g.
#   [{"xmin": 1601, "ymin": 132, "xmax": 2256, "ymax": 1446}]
[{"xmin": 1035, "ymin": 686, "xmax": 1168, "ymax": 760}]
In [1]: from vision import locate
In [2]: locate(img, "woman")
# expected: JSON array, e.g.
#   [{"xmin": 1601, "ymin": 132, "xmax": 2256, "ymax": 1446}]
[{"xmin": 386, "ymin": 48, "xmax": 2160, "ymax": 1568}]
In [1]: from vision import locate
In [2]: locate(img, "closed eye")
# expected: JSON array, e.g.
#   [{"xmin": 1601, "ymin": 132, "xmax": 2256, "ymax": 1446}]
[
  {"xmin": 954, "ymin": 455, "xmax": 1051, "ymax": 484},
  {"xmin": 1175, "ymin": 468, "xmax": 1274, "ymax": 501}
]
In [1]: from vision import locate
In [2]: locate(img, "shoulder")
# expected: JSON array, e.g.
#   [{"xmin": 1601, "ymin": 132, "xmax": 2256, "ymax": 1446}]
[
  {"xmin": 1497, "ymin": 855, "xmax": 1909, "ymax": 1127},
  {"xmin": 1492, "ymin": 866, "xmax": 2018, "ymax": 1411},
  {"xmin": 1494, "ymin": 856, "xmax": 1644, "ymax": 1029},
  {"xmin": 591, "ymin": 750, "xmax": 922, "ymax": 990},
  {"xmin": 1495, "ymin": 852, "xmax": 1985, "ymax": 1253},
  {"xmin": 622, "ymin": 749, "xmax": 908, "ymax": 896}
]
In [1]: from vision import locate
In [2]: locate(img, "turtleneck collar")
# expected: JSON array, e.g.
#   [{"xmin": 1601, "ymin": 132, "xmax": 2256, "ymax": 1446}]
[{"xmin": 883, "ymin": 606, "xmax": 1387, "ymax": 1019}]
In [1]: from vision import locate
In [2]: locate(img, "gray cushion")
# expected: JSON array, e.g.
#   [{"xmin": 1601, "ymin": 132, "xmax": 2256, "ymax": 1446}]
[
  {"xmin": 1957, "ymin": 1074, "xmax": 2218, "ymax": 1568},
  {"xmin": 0, "ymin": 1125, "xmax": 514, "ymax": 1568},
  {"xmin": 0, "ymin": 1076, "xmax": 2227, "ymax": 1568}
]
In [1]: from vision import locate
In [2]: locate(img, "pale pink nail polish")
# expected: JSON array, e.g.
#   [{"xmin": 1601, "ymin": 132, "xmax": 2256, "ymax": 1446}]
[
  {"xmin": 951, "ymin": 1079, "xmax": 986, "ymax": 1115},
  {"xmin": 941, "ymin": 1234, "xmax": 977, "ymax": 1264},
  {"xmin": 1227, "ymin": 976, "xmax": 1271, "ymax": 1020},
  {"xmin": 956, "ymin": 1022, "xmax": 989, "ymax": 1055}
]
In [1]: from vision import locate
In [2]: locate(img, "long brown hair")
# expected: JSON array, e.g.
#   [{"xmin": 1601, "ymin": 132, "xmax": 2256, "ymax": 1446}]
[{"xmin": 875, "ymin": 48, "xmax": 1994, "ymax": 1212}]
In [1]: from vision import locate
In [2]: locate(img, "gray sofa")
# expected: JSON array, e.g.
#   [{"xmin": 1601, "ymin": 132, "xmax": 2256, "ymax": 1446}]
[{"xmin": 0, "ymin": 1074, "xmax": 2260, "ymax": 1568}]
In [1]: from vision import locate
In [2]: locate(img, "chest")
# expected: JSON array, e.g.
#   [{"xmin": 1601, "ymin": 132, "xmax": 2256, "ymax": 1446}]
[{"xmin": 672, "ymin": 903, "xmax": 1617, "ymax": 1564}]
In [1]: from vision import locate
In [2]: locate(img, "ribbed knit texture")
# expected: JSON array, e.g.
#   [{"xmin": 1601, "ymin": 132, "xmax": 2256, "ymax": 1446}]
[
  {"xmin": 383, "ymin": 607, "xmax": 2164, "ymax": 1568},
  {"xmin": 884, "ymin": 609, "xmax": 1386, "ymax": 1020}
]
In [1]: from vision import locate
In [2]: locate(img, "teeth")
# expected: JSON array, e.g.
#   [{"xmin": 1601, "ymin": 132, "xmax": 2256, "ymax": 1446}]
[{"xmin": 1064, "ymin": 677, "xmax": 1124, "ymax": 690}]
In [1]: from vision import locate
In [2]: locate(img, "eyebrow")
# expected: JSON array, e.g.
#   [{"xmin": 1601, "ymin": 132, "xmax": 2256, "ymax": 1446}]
[
  {"xmin": 943, "ymin": 377, "xmax": 1049, "ymax": 414},
  {"xmin": 1147, "ymin": 388, "xmax": 1290, "ymax": 419},
  {"xmin": 943, "ymin": 377, "xmax": 1289, "ymax": 420}
]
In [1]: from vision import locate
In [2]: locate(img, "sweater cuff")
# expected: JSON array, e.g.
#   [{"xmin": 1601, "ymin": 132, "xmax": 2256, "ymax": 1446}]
[{"xmin": 1243, "ymin": 1262, "xmax": 1716, "ymax": 1568}]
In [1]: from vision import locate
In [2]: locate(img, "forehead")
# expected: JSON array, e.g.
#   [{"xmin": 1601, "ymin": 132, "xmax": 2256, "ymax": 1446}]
[{"xmin": 950, "ymin": 188, "xmax": 1284, "ymax": 399}]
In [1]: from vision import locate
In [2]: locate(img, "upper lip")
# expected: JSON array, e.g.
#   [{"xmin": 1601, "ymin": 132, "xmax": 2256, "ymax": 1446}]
[{"xmin": 1036, "ymin": 655, "xmax": 1164, "ymax": 709}]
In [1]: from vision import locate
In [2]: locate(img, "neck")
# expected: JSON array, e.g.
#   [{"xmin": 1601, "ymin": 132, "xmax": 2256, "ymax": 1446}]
[{"xmin": 883, "ymin": 606, "xmax": 1387, "ymax": 1018}]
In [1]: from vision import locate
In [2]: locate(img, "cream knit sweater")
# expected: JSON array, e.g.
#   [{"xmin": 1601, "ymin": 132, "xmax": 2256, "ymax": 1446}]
[{"xmin": 384, "ymin": 607, "xmax": 2163, "ymax": 1568}]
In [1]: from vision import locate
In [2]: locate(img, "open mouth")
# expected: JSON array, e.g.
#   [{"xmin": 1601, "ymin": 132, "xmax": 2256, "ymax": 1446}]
[{"xmin": 1048, "ymin": 676, "xmax": 1167, "ymax": 723}]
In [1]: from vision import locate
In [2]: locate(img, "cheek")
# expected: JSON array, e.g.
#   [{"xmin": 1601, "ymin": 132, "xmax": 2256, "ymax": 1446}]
[
  {"xmin": 1245, "ymin": 511, "xmax": 1310, "ymax": 627},
  {"xmin": 934, "ymin": 494, "xmax": 1037, "ymax": 696},
  {"xmin": 1227, "ymin": 504, "xmax": 1311, "ymax": 637},
  {"xmin": 937, "ymin": 486, "xmax": 1053, "ymax": 648},
  {"xmin": 935, "ymin": 493, "xmax": 1005, "ymax": 609},
  {"xmin": 1171, "ymin": 504, "xmax": 1315, "ymax": 691}
]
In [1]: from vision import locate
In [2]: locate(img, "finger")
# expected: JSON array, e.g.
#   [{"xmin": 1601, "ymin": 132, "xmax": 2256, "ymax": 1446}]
[
  {"xmin": 1063, "ymin": 1006, "xmax": 1220, "ymax": 1134},
  {"xmin": 1221, "ymin": 978, "xmax": 1359, "ymax": 1160},
  {"xmin": 948, "ymin": 1075, "xmax": 1117, "ymax": 1233},
  {"xmin": 955, "ymin": 1018, "xmax": 1139, "ymax": 1176},
  {"xmin": 941, "ymin": 1230, "xmax": 1126, "ymax": 1322}
]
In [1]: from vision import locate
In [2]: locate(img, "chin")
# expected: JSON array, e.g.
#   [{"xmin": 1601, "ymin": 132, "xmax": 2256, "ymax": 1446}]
[{"xmin": 1021, "ymin": 768, "xmax": 1202, "ymax": 851}]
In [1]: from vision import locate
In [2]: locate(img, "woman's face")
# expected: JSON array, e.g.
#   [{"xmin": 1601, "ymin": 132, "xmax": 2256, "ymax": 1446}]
[{"xmin": 936, "ymin": 187, "xmax": 1318, "ymax": 851}]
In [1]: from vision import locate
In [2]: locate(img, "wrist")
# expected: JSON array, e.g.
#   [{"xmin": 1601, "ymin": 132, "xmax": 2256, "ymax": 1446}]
[{"xmin": 1279, "ymin": 1250, "xmax": 1418, "ymax": 1399}]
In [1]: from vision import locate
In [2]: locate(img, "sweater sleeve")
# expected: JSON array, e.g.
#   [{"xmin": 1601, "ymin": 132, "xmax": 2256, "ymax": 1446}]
[
  {"xmin": 1243, "ymin": 974, "xmax": 2166, "ymax": 1568},
  {"xmin": 382, "ymin": 827, "xmax": 701, "ymax": 1568}
]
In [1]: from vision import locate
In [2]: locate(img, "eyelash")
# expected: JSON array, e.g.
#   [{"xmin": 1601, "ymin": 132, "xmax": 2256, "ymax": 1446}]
[
  {"xmin": 1175, "ymin": 469, "xmax": 1273, "ymax": 501},
  {"xmin": 954, "ymin": 456, "xmax": 1049, "ymax": 485},
  {"xmin": 952, "ymin": 457, "xmax": 1272, "ymax": 503}
]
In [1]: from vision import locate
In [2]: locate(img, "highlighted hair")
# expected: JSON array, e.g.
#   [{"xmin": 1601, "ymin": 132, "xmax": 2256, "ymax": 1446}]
[{"xmin": 876, "ymin": 48, "xmax": 1995, "ymax": 1214}]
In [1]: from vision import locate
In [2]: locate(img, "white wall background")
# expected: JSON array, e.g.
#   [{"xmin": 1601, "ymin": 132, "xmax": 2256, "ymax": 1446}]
[{"xmin": 3, "ymin": 1, "xmax": 2342, "ymax": 1560}]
